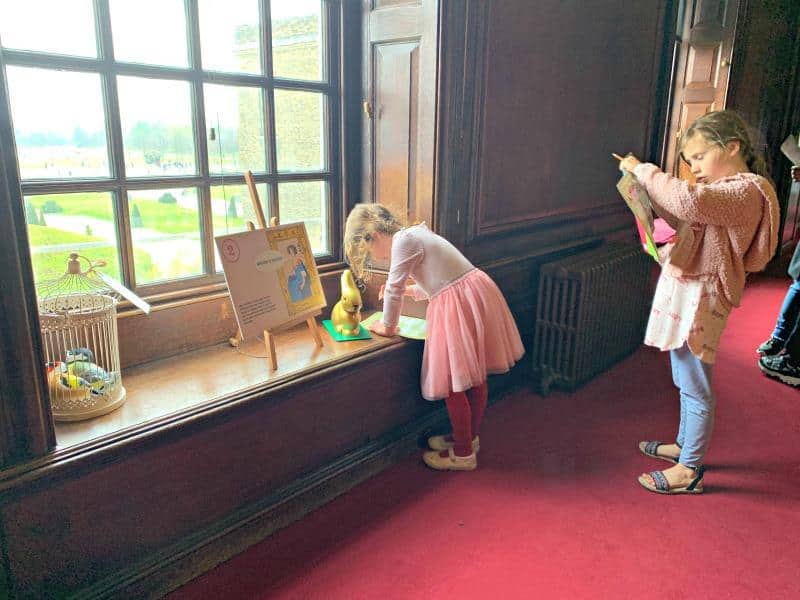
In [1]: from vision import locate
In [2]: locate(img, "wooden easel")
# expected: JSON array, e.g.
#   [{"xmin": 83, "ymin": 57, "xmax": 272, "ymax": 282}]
[{"xmin": 229, "ymin": 171, "xmax": 324, "ymax": 371}]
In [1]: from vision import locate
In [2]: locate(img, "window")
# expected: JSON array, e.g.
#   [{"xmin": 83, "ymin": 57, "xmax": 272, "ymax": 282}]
[{"xmin": 0, "ymin": 0, "xmax": 341, "ymax": 297}]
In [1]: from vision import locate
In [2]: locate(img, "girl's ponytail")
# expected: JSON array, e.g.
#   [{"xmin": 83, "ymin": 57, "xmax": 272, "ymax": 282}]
[{"xmin": 742, "ymin": 145, "xmax": 770, "ymax": 179}]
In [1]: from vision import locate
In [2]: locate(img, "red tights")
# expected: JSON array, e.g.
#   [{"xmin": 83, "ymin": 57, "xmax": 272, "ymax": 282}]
[{"xmin": 443, "ymin": 382, "xmax": 488, "ymax": 456}]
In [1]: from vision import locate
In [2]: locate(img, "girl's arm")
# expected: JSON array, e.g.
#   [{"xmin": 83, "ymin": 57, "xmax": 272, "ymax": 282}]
[
  {"xmin": 381, "ymin": 231, "xmax": 424, "ymax": 330},
  {"xmin": 405, "ymin": 283, "xmax": 429, "ymax": 301},
  {"xmin": 634, "ymin": 163, "xmax": 756, "ymax": 227}
]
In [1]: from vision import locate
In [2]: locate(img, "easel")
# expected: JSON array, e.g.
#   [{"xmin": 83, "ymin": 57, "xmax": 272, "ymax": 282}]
[{"xmin": 228, "ymin": 171, "xmax": 324, "ymax": 370}]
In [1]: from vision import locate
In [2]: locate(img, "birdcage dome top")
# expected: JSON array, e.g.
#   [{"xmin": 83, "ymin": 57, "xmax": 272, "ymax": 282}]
[{"xmin": 37, "ymin": 253, "xmax": 119, "ymax": 316}]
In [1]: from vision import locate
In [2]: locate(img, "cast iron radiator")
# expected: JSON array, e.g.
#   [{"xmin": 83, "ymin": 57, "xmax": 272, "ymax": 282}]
[{"xmin": 532, "ymin": 241, "xmax": 653, "ymax": 395}]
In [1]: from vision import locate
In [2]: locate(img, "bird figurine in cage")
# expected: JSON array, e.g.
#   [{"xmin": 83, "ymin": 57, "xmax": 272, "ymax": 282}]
[{"xmin": 37, "ymin": 253, "xmax": 150, "ymax": 422}]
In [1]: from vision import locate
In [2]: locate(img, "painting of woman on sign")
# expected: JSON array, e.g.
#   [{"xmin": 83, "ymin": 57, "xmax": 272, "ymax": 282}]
[
  {"xmin": 268, "ymin": 222, "xmax": 326, "ymax": 317},
  {"xmin": 285, "ymin": 243, "xmax": 311, "ymax": 302}
]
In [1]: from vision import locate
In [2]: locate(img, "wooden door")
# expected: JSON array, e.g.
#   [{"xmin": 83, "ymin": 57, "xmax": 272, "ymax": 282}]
[
  {"xmin": 664, "ymin": 0, "xmax": 741, "ymax": 178},
  {"xmin": 362, "ymin": 0, "xmax": 438, "ymax": 226}
]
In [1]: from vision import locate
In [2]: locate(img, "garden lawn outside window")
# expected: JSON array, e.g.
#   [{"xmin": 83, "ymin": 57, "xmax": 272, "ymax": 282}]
[
  {"xmin": 0, "ymin": 0, "xmax": 343, "ymax": 300},
  {"xmin": 0, "ymin": 0, "xmax": 354, "ymax": 455}
]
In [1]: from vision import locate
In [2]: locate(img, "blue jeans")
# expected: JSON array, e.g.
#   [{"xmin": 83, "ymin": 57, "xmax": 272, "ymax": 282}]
[
  {"xmin": 772, "ymin": 279, "xmax": 800, "ymax": 355},
  {"xmin": 670, "ymin": 343, "xmax": 714, "ymax": 469}
]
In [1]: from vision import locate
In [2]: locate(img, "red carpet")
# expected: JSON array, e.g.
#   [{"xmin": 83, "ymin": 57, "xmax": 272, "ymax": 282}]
[{"xmin": 170, "ymin": 276, "xmax": 800, "ymax": 599}]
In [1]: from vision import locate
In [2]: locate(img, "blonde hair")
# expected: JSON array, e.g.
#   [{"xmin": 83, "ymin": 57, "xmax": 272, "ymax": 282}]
[
  {"xmin": 681, "ymin": 110, "xmax": 769, "ymax": 178},
  {"xmin": 344, "ymin": 203, "xmax": 404, "ymax": 281}
]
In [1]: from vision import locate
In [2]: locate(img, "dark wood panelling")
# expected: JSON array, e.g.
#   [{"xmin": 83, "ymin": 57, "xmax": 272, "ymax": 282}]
[
  {"xmin": 84, "ymin": 404, "xmax": 452, "ymax": 599},
  {"xmin": 475, "ymin": 1, "xmax": 669, "ymax": 237},
  {"xmin": 727, "ymin": 0, "xmax": 800, "ymax": 257},
  {"xmin": 342, "ymin": 1, "xmax": 364, "ymax": 212},
  {"xmin": 433, "ymin": 0, "xmax": 489, "ymax": 251},
  {"xmin": 0, "ymin": 342, "xmax": 432, "ymax": 596},
  {"xmin": 435, "ymin": 1, "xmax": 673, "ymax": 267}
]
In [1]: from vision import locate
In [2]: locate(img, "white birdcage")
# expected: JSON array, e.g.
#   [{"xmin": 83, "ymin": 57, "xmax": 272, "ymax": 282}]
[{"xmin": 38, "ymin": 254, "xmax": 126, "ymax": 421}]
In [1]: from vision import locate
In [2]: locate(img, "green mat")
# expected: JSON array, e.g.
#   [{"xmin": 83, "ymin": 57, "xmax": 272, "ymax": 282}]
[
  {"xmin": 361, "ymin": 312, "xmax": 427, "ymax": 340},
  {"xmin": 322, "ymin": 319, "xmax": 372, "ymax": 342}
]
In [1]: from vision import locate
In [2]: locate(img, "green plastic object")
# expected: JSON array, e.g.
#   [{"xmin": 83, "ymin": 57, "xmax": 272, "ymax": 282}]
[{"xmin": 322, "ymin": 319, "xmax": 372, "ymax": 341}]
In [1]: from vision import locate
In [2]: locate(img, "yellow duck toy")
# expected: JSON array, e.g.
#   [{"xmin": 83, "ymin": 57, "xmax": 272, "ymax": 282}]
[{"xmin": 331, "ymin": 269, "xmax": 363, "ymax": 336}]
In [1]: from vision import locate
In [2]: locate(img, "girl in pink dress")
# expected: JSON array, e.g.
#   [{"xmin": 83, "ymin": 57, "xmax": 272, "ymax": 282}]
[
  {"xmin": 344, "ymin": 203, "xmax": 524, "ymax": 471},
  {"xmin": 618, "ymin": 111, "xmax": 779, "ymax": 494}
]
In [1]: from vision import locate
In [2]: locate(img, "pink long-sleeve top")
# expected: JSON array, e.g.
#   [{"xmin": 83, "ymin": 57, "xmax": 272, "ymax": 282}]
[
  {"xmin": 634, "ymin": 163, "xmax": 779, "ymax": 307},
  {"xmin": 382, "ymin": 223, "xmax": 474, "ymax": 328}
]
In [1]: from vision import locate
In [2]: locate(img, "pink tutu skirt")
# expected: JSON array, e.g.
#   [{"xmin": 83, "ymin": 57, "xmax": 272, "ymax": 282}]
[{"xmin": 421, "ymin": 269, "xmax": 525, "ymax": 400}]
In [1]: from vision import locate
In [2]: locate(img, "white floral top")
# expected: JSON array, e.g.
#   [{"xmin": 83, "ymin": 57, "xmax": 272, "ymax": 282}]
[{"xmin": 644, "ymin": 262, "xmax": 731, "ymax": 364}]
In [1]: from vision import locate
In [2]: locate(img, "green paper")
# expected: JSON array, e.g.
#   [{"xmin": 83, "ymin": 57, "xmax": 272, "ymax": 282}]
[
  {"xmin": 322, "ymin": 319, "xmax": 372, "ymax": 341},
  {"xmin": 361, "ymin": 312, "xmax": 427, "ymax": 340},
  {"xmin": 643, "ymin": 228, "xmax": 659, "ymax": 261}
]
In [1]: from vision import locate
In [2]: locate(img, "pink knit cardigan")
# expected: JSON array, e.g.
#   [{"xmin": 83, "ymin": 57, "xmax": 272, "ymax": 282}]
[{"xmin": 634, "ymin": 163, "xmax": 780, "ymax": 307}]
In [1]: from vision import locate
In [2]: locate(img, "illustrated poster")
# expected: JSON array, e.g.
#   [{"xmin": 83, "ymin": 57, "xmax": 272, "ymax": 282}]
[{"xmin": 216, "ymin": 222, "xmax": 326, "ymax": 340}]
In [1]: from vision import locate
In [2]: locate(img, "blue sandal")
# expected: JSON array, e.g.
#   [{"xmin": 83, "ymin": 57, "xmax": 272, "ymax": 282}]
[
  {"xmin": 639, "ymin": 440, "xmax": 679, "ymax": 465},
  {"xmin": 638, "ymin": 465, "xmax": 705, "ymax": 495}
]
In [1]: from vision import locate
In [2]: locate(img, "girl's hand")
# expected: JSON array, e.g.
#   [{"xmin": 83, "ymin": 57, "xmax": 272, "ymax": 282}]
[
  {"xmin": 619, "ymin": 154, "xmax": 642, "ymax": 173},
  {"xmin": 369, "ymin": 320, "xmax": 397, "ymax": 337},
  {"xmin": 792, "ymin": 165, "xmax": 800, "ymax": 183},
  {"xmin": 378, "ymin": 284, "xmax": 385, "ymax": 300}
]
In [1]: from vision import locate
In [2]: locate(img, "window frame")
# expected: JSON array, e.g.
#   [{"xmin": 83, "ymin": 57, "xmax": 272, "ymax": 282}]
[
  {"xmin": 1, "ymin": 0, "xmax": 344, "ymax": 299},
  {"xmin": 0, "ymin": 0, "xmax": 362, "ymax": 468}
]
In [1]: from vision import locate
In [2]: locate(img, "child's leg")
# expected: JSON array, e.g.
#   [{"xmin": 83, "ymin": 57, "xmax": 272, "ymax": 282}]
[
  {"xmin": 673, "ymin": 344, "xmax": 715, "ymax": 468},
  {"xmin": 465, "ymin": 381, "xmax": 488, "ymax": 437},
  {"xmin": 772, "ymin": 279, "xmax": 800, "ymax": 342},
  {"xmin": 779, "ymin": 303, "xmax": 800, "ymax": 362},
  {"xmin": 671, "ymin": 351, "xmax": 680, "ymax": 389},
  {"xmin": 670, "ymin": 349, "xmax": 686, "ymax": 449},
  {"xmin": 444, "ymin": 391, "xmax": 473, "ymax": 457}
]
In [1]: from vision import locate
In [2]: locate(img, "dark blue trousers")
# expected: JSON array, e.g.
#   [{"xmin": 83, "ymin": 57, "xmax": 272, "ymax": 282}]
[{"xmin": 772, "ymin": 278, "xmax": 800, "ymax": 357}]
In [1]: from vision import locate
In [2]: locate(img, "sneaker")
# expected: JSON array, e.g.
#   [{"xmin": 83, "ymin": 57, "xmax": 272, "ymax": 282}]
[
  {"xmin": 757, "ymin": 337, "xmax": 784, "ymax": 356},
  {"xmin": 422, "ymin": 448, "xmax": 477, "ymax": 471},
  {"xmin": 427, "ymin": 434, "xmax": 480, "ymax": 453},
  {"xmin": 759, "ymin": 354, "xmax": 800, "ymax": 386}
]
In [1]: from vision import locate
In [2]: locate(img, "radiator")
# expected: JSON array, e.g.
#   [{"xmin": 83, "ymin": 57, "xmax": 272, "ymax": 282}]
[{"xmin": 532, "ymin": 242, "xmax": 653, "ymax": 395}]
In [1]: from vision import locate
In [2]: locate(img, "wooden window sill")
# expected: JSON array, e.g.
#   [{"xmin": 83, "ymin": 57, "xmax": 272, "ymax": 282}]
[{"xmin": 54, "ymin": 314, "xmax": 405, "ymax": 449}]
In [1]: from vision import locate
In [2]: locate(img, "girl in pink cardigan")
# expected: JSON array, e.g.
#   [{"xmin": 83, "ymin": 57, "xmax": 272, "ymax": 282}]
[
  {"xmin": 344, "ymin": 203, "xmax": 524, "ymax": 471},
  {"xmin": 619, "ymin": 111, "xmax": 779, "ymax": 494}
]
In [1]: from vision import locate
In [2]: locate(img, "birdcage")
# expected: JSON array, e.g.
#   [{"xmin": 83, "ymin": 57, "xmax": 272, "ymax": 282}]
[{"xmin": 38, "ymin": 254, "xmax": 126, "ymax": 421}]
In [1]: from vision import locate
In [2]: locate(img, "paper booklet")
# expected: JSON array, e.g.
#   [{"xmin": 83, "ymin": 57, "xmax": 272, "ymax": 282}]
[
  {"xmin": 616, "ymin": 170, "xmax": 659, "ymax": 261},
  {"xmin": 780, "ymin": 134, "xmax": 800, "ymax": 165},
  {"xmin": 361, "ymin": 312, "xmax": 427, "ymax": 340}
]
